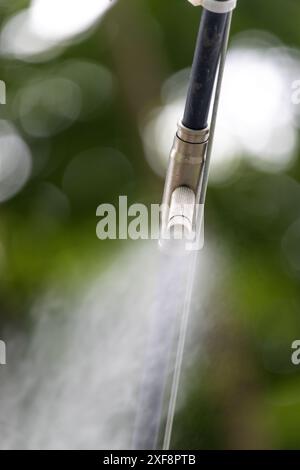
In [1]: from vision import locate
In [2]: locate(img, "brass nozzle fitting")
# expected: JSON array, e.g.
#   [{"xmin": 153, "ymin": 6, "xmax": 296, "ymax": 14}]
[{"xmin": 161, "ymin": 121, "xmax": 209, "ymax": 241}]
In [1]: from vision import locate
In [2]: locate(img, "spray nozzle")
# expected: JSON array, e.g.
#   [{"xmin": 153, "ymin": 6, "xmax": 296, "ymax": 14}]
[
  {"xmin": 167, "ymin": 186, "xmax": 196, "ymax": 239},
  {"xmin": 160, "ymin": 122, "xmax": 209, "ymax": 254}
]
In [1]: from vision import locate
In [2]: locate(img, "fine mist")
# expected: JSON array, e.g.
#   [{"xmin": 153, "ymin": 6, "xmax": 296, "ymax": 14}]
[{"xmin": 0, "ymin": 242, "xmax": 216, "ymax": 449}]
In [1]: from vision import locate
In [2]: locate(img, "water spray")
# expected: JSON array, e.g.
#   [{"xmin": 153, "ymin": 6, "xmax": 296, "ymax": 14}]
[{"xmin": 133, "ymin": 0, "xmax": 237, "ymax": 451}]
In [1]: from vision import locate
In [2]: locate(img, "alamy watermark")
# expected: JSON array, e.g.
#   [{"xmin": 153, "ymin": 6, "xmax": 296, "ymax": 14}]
[
  {"xmin": 291, "ymin": 340, "xmax": 300, "ymax": 365},
  {"xmin": 0, "ymin": 340, "xmax": 6, "ymax": 365},
  {"xmin": 96, "ymin": 196, "xmax": 205, "ymax": 252},
  {"xmin": 0, "ymin": 80, "xmax": 6, "ymax": 104}
]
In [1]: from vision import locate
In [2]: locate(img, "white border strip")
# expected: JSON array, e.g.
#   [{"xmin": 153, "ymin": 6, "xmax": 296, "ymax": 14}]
[{"xmin": 188, "ymin": 0, "xmax": 237, "ymax": 13}]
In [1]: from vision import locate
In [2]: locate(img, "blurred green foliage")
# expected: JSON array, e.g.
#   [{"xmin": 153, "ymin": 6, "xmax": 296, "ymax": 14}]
[{"xmin": 1, "ymin": 0, "xmax": 300, "ymax": 449}]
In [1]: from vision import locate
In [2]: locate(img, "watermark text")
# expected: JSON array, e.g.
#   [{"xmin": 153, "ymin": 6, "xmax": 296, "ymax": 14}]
[{"xmin": 0, "ymin": 340, "xmax": 6, "ymax": 365}]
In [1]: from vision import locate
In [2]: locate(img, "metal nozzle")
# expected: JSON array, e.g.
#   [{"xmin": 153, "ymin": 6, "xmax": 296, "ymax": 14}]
[
  {"xmin": 161, "ymin": 121, "xmax": 209, "ymax": 243},
  {"xmin": 167, "ymin": 186, "xmax": 195, "ymax": 239}
]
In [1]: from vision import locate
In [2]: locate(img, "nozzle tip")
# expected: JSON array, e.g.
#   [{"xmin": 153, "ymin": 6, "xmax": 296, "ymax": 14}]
[{"xmin": 159, "ymin": 186, "xmax": 196, "ymax": 256}]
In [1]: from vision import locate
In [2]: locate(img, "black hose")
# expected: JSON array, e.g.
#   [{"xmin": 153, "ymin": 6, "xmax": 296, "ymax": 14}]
[{"xmin": 182, "ymin": 4, "xmax": 229, "ymax": 130}]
